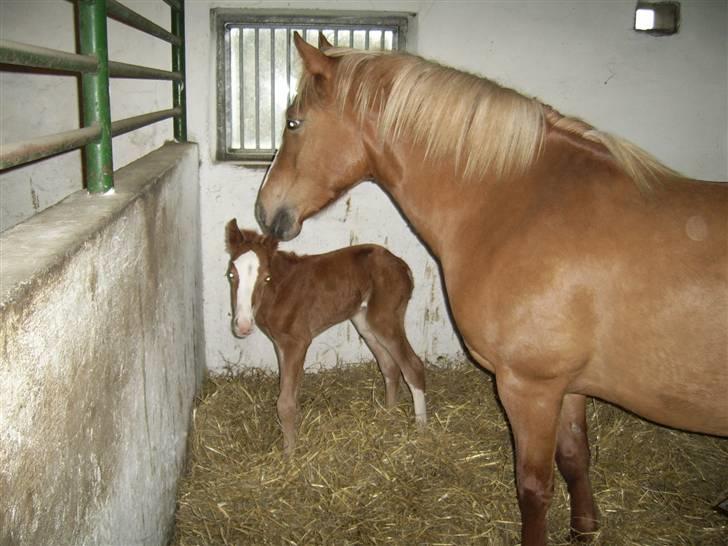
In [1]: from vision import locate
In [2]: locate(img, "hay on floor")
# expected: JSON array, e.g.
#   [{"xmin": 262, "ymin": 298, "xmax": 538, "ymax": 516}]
[{"xmin": 172, "ymin": 361, "xmax": 728, "ymax": 545}]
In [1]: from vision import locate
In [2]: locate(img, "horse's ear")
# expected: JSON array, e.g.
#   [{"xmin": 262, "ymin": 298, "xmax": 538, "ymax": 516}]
[
  {"xmin": 225, "ymin": 219, "xmax": 243, "ymax": 254},
  {"xmin": 318, "ymin": 32, "xmax": 334, "ymax": 51},
  {"xmin": 294, "ymin": 31, "xmax": 334, "ymax": 79}
]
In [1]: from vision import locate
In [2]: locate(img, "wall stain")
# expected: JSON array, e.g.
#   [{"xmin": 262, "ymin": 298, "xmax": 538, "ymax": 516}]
[
  {"xmin": 603, "ymin": 62, "xmax": 616, "ymax": 85},
  {"xmin": 344, "ymin": 197, "xmax": 352, "ymax": 219},
  {"xmin": 30, "ymin": 188, "xmax": 40, "ymax": 211}
]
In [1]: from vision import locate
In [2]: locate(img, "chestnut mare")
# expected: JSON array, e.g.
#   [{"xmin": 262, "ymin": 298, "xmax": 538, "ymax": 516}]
[
  {"xmin": 255, "ymin": 34, "xmax": 728, "ymax": 544},
  {"xmin": 225, "ymin": 219, "xmax": 426, "ymax": 453}
]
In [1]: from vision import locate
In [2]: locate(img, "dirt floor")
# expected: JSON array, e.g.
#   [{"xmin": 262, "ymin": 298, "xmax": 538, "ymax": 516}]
[{"xmin": 172, "ymin": 361, "xmax": 727, "ymax": 545}]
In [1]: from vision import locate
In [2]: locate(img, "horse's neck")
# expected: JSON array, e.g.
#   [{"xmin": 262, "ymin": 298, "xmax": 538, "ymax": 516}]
[
  {"xmin": 367, "ymin": 136, "xmax": 494, "ymax": 259},
  {"xmin": 367, "ymin": 123, "xmax": 620, "ymax": 257}
]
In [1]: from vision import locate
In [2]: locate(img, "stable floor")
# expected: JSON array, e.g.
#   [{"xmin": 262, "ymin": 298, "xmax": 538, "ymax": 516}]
[{"xmin": 172, "ymin": 362, "xmax": 727, "ymax": 545}]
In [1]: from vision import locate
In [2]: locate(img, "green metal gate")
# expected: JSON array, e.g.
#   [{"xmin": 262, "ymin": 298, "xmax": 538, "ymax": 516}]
[{"xmin": 0, "ymin": 0, "xmax": 187, "ymax": 193}]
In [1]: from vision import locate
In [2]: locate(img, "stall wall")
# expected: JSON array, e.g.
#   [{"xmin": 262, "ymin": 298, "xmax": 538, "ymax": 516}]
[{"xmin": 0, "ymin": 144, "xmax": 203, "ymax": 545}]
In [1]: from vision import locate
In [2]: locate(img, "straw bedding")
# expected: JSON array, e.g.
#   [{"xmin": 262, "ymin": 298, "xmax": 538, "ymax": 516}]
[{"xmin": 172, "ymin": 361, "xmax": 727, "ymax": 545}]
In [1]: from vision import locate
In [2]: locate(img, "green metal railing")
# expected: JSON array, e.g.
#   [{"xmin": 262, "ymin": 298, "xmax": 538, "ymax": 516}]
[{"xmin": 0, "ymin": 0, "xmax": 187, "ymax": 193}]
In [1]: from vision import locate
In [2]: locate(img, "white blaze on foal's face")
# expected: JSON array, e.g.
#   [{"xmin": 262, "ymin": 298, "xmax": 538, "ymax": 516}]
[{"xmin": 231, "ymin": 251, "xmax": 261, "ymax": 337}]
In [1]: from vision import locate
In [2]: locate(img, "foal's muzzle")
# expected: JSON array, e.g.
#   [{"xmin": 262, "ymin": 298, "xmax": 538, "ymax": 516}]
[{"xmin": 232, "ymin": 316, "xmax": 254, "ymax": 338}]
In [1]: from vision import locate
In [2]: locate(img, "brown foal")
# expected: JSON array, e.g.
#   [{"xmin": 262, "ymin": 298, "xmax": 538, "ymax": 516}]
[{"xmin": 225, "ymin": 219, "xmax": 427, "ymax": 453}]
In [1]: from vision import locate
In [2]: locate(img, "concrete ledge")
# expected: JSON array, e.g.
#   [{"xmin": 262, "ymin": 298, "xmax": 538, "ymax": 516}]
[
  {"xmin": 0, "ymin": 142, "xmax": 203, "ymax": 545},
  {"xmin": 1, "ymin": 143, "xmax": 197, "ymax": 308}
]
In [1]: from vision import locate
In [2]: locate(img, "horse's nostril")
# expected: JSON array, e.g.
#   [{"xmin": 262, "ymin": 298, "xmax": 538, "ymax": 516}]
[{"xmin": 270, "ymin": 208, "xmax": 293, "ymax": 240}]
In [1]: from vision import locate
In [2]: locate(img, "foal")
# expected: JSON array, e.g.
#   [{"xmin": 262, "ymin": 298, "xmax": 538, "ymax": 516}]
[{"xmin": 225, "ymin": 219, "xmax": 426, "ymax": 452}]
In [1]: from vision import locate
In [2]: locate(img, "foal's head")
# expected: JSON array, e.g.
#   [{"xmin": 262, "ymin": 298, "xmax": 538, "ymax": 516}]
[{"xmin": 225, "ymin": 219, "xmax": 278, "ymax": 338}]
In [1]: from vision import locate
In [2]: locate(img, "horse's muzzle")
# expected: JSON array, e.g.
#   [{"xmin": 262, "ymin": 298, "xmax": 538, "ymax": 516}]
[
  {"xmin": 268, "ymin": 207, "xmax": 299, "ymax": 241},
  {"xmin": 256, "ymin": 198, "xmax": 301, "ymax": 241},
  {"xmin": 270, "ymin": 208, "xmax": 292, "ymax": 239}
]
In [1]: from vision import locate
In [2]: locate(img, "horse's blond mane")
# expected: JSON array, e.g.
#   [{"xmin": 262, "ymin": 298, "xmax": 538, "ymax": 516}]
[{"xmin": 298, "ymin": 48, "xmax": 678, "ymax": 190}]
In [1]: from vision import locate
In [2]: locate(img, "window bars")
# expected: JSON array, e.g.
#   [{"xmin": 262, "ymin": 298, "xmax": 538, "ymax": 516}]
[
  {"xmin": 215, "ymin": 11, "xmax": 408, "ymax": 162},
  {"xmin": 0, "ymin": 0, "xmax": 187, "ymax": 193}
]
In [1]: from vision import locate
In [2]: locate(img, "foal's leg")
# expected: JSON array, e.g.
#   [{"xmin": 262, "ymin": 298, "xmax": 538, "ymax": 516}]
[
  {"xmin": 351, "ymin": 308, "xmax": 401, "ymax": 408},
  {"xmin": 274, "ymin": 339, "xmax": 309, "ymax": 454},
  {"xmin": 364, "ymin": 305, "xmax": 427, "ymax": 425},
  {"xmin": 556, "ymin": 394, "xmax": 598, "ymax": 540},
  {"xmin": 497, "ymin": 371, "xmax": 566, "ymax": 546}
]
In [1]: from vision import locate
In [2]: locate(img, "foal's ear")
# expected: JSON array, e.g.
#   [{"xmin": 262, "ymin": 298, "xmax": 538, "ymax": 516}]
[
  {"xmin": 318, "ymin": 32, "xmax": 334, "ymax": 51},
  {"xmin": 294, "ymin": 31, "xmax": 334, "ymax": 79},
  {"xmin": 225, "ymin": 219, "xmax": 243, "ymax": 253}
]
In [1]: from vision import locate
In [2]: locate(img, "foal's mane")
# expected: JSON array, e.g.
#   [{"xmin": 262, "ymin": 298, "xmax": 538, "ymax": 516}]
[{"xmin": 298, "ymin": 48, "xmax": 678, "ymax": 190}]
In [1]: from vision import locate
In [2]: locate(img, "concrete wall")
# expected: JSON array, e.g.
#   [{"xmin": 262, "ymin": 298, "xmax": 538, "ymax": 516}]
[
  {"xmin": 0, "ymin": 143, "xmax": 203, "ymax": 545},
  {"xmin": 0, "ymin": 0, "xmax": 174, "ymax": 232},
  {"xmin": 187, "ymin": 0, "xmax": 728, "ymax": 373}
]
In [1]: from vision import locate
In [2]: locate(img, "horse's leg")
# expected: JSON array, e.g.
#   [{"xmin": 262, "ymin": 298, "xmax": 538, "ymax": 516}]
[
  {"xmin": 364, "ymin": 307, "xmax": 426, "ymax": 425},
  {"xmin": 497, "ymin": 371, "xmax": 566, "ymax": 546},
  {"xmin": 555, "ymin": 394, "xmax": 598, "ymax": 540},
  {"xmin": 350, "ymin": 308, "xmax": 401, "ymax": 408},
  {"xmin": 274, "ymin": 338, "xmax": 309, "ymax": 454}
]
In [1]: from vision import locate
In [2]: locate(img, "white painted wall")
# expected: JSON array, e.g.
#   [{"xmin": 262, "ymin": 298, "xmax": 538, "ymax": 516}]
[
  {"xmin": 0, "ymin": 0, "xmax": 174, "ymax": 232},
  {"xmin": 189, "ymin": 0, "xmax": 728, "ymax": 373}
]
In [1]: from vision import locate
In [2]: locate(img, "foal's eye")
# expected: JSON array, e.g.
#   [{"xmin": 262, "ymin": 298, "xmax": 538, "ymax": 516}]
[
  {"xmin": 227, "ymin": 271, "xmax": 235, "ymax": 280},
  {"xmin": 286, "ymin": 119, "xmax": 302, "ymax": 131}
]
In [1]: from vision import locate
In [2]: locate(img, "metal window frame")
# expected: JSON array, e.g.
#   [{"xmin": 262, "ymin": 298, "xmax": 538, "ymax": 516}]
[{"xmin": 214, "ymin": 10, "xmax": 409, "ymax": 164}]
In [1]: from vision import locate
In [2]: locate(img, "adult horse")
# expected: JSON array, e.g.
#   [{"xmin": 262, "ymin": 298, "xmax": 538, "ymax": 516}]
[{"xmin": 255, "ymin": 33, "xmax": 728, "ymax": 545}]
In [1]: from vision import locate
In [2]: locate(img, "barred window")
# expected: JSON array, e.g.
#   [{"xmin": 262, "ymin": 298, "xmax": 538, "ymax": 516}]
[{"xmin": 214, "ymin": 11, "xmax": 408, "ymax": 163}]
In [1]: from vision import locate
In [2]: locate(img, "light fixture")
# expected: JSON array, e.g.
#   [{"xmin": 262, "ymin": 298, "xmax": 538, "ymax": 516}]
[{"xmin": 634, "ymin": 2, "xmax": 680, "ymax": 35}]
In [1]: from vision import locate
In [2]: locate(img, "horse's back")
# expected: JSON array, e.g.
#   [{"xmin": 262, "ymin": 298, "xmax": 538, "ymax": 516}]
[{"xmin": 268, "ymin": 245, "xmax": 412, "ymax": 336}]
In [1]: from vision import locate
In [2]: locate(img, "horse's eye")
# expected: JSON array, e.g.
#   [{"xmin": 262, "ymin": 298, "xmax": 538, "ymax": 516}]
[
  {"xmin": 227, "ymin": 271, "xmax": 235, "ymax": 280},
  {"xmin": 286, "ymin": 119, "xmax": 302, "ymax": 131}
]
